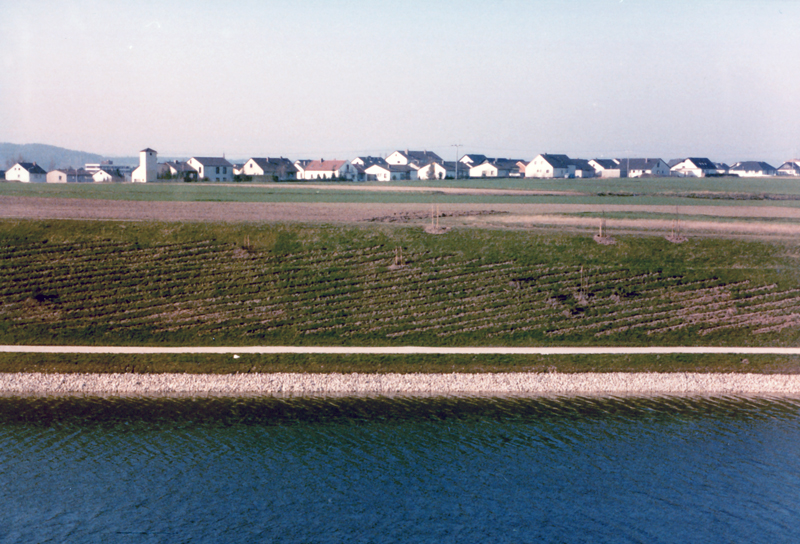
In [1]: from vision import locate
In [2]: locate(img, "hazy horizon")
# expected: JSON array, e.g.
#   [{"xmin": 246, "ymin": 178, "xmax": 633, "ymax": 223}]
[{"xmin": 2, "ymin": 0, "xmax": 799, "ymax": 165}]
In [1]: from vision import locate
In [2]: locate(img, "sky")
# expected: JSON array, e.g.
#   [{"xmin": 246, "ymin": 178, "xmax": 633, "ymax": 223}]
[{"xmin": 1, "ymin": 0, "xmax": 799, "ymax": 164}]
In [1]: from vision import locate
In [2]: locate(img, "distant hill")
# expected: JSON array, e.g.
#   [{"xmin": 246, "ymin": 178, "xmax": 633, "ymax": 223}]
[{"xmin": 0, "ymin": 143, "xmax": 138, "ymax": 170}]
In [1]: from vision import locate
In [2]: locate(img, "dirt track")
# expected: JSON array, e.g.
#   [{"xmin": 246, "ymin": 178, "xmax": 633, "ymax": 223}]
[{"xmin": 3, "ymin": 195, "xmax": 800, "ymax": 236}]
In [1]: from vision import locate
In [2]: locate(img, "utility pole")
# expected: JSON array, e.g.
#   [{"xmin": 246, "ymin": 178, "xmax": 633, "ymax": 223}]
[{"xmin": 452, "ymin": 144, "xmax": 462, "ymax": 179}]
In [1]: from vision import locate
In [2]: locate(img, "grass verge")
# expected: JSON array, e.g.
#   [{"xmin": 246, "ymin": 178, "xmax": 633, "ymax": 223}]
[{"xmin": 1, "ymin": 353, "xmax": 797, "ymax": 374}]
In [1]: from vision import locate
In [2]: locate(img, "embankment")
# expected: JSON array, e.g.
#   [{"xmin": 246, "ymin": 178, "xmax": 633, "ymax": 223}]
[{"xmin": 3, "ymin": 372, "xmax": 800, "ymax": 396}]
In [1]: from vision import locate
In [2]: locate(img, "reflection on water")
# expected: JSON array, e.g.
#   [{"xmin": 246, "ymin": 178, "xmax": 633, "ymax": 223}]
[{"xmin": 1, "ymin": 395, "xmax": 800, "ymax": 543}]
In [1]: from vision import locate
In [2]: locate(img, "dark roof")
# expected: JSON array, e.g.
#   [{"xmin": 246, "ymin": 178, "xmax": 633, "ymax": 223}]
[
  {"xmin": 591, "ymin": 159, "xmax": 619, "ymax": 170},
  {"xmin": 353, "ymin": 156, "xmax": 387, "ymax": 166},
  {"xmin": 140, "ymin": 148, "xmax": 157, "ymax": 153},
  {"xmin": 17, "ymin": 162, "xmax": 47, "ymax": 174},
  {"xmin": 538, "ymin": 154, "xmax": 572, "ymax": 169},
  {"xmin": 191, "ymin": 157, "xmax": 233, "ymax": 167},
  {"xmin": 569, "ymin": 158, "xmax": 594, "ymax": 171},
  {"xmin": 730, "ymin": 161, "xmax": 777, "ymax": 172},
  {"xmin": 394, "ymin": 150, "xmax": 443, "ymax": 164},
  {"xmin": 476, "ymin": 159, "xmax": 523, "ymax": 170},
  {"xmin": 685, "ymin": 157, "xmax": 716, "ymax": 169},
  {"xmin": 367, "ymin": 164, "xmax": 414, "ymax": 173},
  {"xmin": 617, "ymin": 158, "xmax": 665, "ymax": 170},
  {"xmin": 247, "ymin": 157, "xmax": 297, "ymax": 174},
  {"xmin": 460, "ymin": 154, "xmax": 487, "ymax": 164}
]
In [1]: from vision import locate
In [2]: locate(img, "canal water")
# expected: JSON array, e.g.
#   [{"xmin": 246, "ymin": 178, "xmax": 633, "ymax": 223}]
[{"xmin": 1, "ymin": 394, "xmax": 799, "ymax": 543}]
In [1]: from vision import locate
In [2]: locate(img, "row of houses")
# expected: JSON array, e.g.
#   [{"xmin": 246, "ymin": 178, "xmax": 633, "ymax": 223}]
[{"xmin": 4, "ymin": 149, "xmax": 800, "ymax": 183}]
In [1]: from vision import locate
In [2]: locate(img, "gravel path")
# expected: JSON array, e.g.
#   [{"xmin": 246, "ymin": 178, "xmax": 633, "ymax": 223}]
[{"xmin": 2, "ymin": 372, "xmax": 800, "ymax": 396}]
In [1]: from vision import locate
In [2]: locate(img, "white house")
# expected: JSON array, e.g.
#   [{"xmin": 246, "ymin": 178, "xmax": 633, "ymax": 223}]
[
  {"xmin": 525, "ymin": 154, "xmax": 574, "ymax": 178},
  {"xmin": 242, "ymin": 158, "xmax": 298, "ymax": 180},
  {"xmin": 728, "ymin": 161, "xmax": 777, "ymax": 177},
  {"xmin": 386, "ymin": 150, "xmax": 443, "ymax": 167},
  {"xmin": 469, "ymin": 159, "xmax": 523, "ymax": 178},
  {"xmin": 351, "ymin": 156, "xmax": 387, "ymax": 168},
  {"xmin": 46, "ymin": 168, "xmax": 93, "ymax": 183},
  {"xmin": 415, "ymin": 161, "xmax": 466, "ymax": 180},
  {"xmin": 364, "ymin": 163, "xmax": 417, "ymax": 182},
  {"xmin": 92, "ymin": 170, "xmax": 124, "ymax": 182},
  {"xmin": 670, "ymin": 157, "xmax": 718, "ymax": 177},
  {"xmin": 5, "ymin": 162, "xmax": 47, "ymax": 183},
  {"xmin": 777, "ymin": 161, "xmax": 800, "ymax": 176},
  {"xmin": 459, "ymin": 154, "xmax": 488, "ymax": 168},
  {"xmin": 617, "ymin": 158, "xmax": 670, "ymax": 178},
  {"xmin": 187, "ymin": 157, "xmax": 234, "ymax": 182},
  {"xmin": 301, "ymin": 159, "xmax": 357, "ymax": 180},
  {"xmin": 569, "ymin": 159, "xmax": 596, "ymax": 178},
  {"xmin": 589, "ymin": 159, "xmax": 626, "ymax": 178},
  {"xmin": 131, "ymin": 148, "xmax": 158, "ymax": 183}
]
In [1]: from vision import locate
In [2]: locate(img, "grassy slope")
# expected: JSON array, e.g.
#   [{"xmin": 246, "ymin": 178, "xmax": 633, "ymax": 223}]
[{"xmin": 2, "ymin": 220, "xmax": 799, "ymax": 352}]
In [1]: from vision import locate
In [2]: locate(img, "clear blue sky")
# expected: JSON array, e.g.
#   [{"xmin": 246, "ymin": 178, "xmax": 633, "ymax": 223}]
[{"xmin": 1, "ymin": 0, "xmax": 799, "ymax": 164}]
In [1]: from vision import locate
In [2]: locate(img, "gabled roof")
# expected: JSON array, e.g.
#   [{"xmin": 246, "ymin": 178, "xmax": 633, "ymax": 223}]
[
  {"xmin": 392, "ymin": 150, "xmax": 443, "ymax": 163},
  {"xmin": 460, "ymin": 154, "xmax": 487, "ymax": 164},
  {"xmin": 190, "ymin": 157, "xmax": 233, "ymax": 167},
  {"xmin": 684, "ymin": 157, "xmax": 716, "ymax": 169},
  {"xmin": 617, "ymin": 158, "xmax": 665, "ymax": 170},
  {"xmin": 590, "ymin": 159, "xmax": 619, "ymax": 170},
  {"xmin": 352, "ymin": 156, "xmax": 387, "ymax": 166},
  {"xmin": 730, "ymin": 161, "xmax": 777, "ymax": 172},
  {"xmin": 537, "ymin": 154, "xmax": 572, "ymax": 169},
  {"xmin": 140, "ymin": 148, "xmax": 157, "ymax": 153},
  {"xmin": 247, "ymin": 157, "xmax": 298, "ymax": 173},
  {"xmin": 16, "ymin": 162, "xmax": 47, "ymax": 174},
  {"xmin": 305, "ymin": 159, "xmax": 347, "ymax": 171},
  {"xmin": 164, "ymin": 160, "xmax": 193, "ymax": 172},
  {"xmin": 366, "ymin": 164, "xmax": 414, "ymax": 173},
  {"xmin": 475, "ymin": 158, "xmax": 523, "ymax": 170},
  {"xmin": 778, "ymin": 161, "xmax": 800, "ymax": 173},
  {"xmin": 569, "ymin": 158, "xmax": 595, "ymax": 171}
]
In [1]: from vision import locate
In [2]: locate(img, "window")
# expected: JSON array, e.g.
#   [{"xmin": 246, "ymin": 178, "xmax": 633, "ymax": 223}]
[
  {"xmin": 223, "ymin": 167, "xmax": 227, "ymax": 174},
  {"xmin": 216, "ymin": 167, "xmax": 220, "ymax": 174}
]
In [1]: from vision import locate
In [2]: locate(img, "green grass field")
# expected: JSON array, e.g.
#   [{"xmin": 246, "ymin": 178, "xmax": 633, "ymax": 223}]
[
  {"xmin": 3, "ymin": 178, "xmax": 800, "ymax": 208},
  {"xmin": 2, "ymin": 219, "xmax": 799, "ymax": 351}
]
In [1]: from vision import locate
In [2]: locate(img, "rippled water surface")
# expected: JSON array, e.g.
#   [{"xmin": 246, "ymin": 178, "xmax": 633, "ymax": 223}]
[{"xmin": 2, "ymin": 394, "xmax": 800, "ymax": 543}]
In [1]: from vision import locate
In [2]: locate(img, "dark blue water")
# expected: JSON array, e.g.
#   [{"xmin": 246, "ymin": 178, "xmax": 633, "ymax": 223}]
[{"xmin": 1, "ymin": 394, "xmax": 800, "ymax": 543}]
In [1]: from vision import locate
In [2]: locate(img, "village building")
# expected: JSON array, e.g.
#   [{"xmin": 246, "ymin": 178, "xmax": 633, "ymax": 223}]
[
  {"xmin": 241, "ymin": 158, "xmax": 298, "ymax": 180},
  {"xmin": 92, "ymin": 170, "xmax": 124, "ymax": 182},
  {"xmin": 385, "ymin": 150, "xmax": 443, "ymax": 168},
  {"xmin": 131, "ymin": 148, "xmax": 158, "ymax": 183},
  {"xmin": 469, "ymin": 159, "xmax": 524, "ymax": 178},
  {"xmin": 728, "ymin": 161, "xmax": 777, "ymax": 177},
  {"xmin": 524, "ymin": 154, "xmax": 575, "ymax": 178},
  {"xmin": 416, "ymin": 161, "xmax": 466, "ymax": 180},
  {"xmin": 569, "ymin": 158, "xmax": 596, "ymax": 178},
  {"xmin": 46, "ymin": 168, "xmax": 94, "ymax": 183},
  {"xmin": 5, "ymin": 162, "xmax": 47, "ymax": 183},
  {"xmin": 187, "ymin": 156, "xmax": 234, "ymax": 182},
  {"xmin": 364, "ymin": 163, "xmax": 417, "ymax": 181},
  {"xmin": 616, "ymin": 158, "xmax": 670, "ymax": 177},
  {"xmin": 670, "ymin": 157, "xmax": 718, "ymax": 177},
  {"xmin": 459, "ymin": 154, "xmax": 488, "ymax": 168},
  {"xmin": 301, "ymin": 159, "xmax": 357, "ymax": 180},
  {"xmin": 159, "ymin": 161, "xmax": 198, "ymax": 181},
  {"xmin": 589, "ymin": 159, "xmax": 626, "ymax": 178},
  {"xmin": 777, "ymin": 160, "xmax": 800, "ymax": 176},
  {"xmin": 351, "ymin": 156, "xmax": 387, "ymax": 167},
  {"xmin": 715, "ymin": 163, "xmax": 730, "ymax": 175}
]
